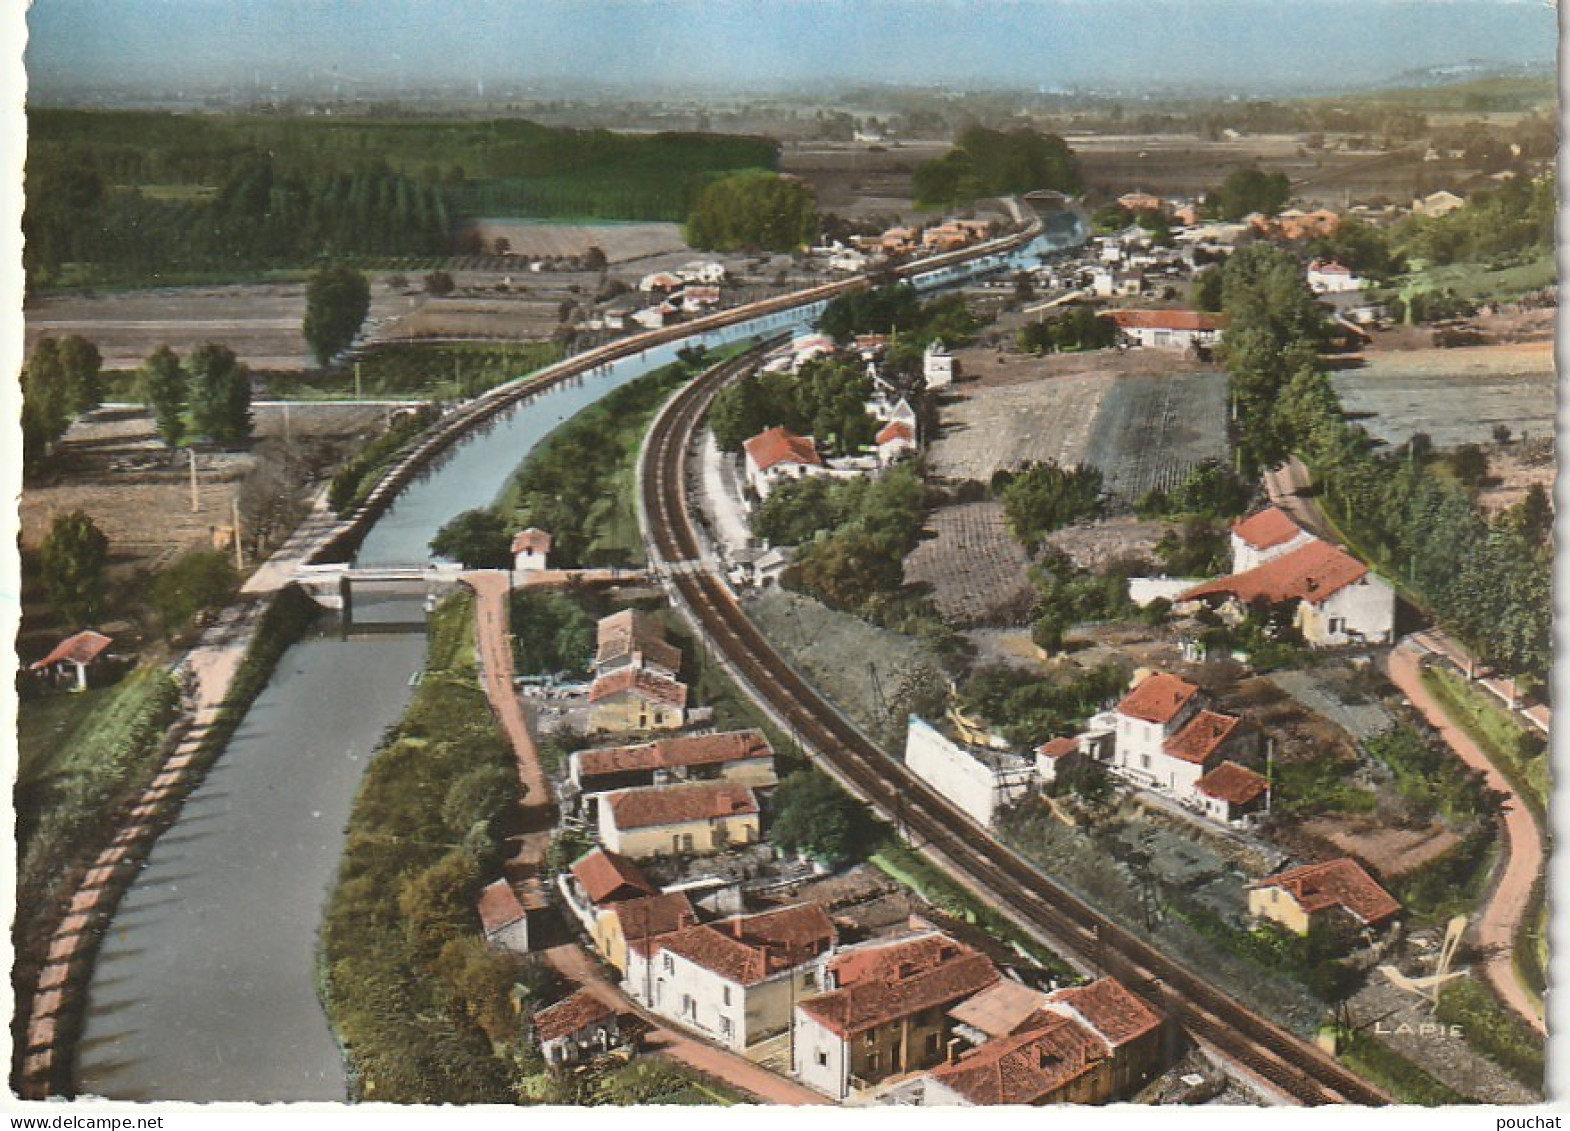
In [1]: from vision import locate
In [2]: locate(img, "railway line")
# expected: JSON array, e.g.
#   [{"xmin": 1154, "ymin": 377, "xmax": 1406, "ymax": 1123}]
[{"xmin": 639, "ymin": 349, "xmax": 1390, "ymax": 1107}]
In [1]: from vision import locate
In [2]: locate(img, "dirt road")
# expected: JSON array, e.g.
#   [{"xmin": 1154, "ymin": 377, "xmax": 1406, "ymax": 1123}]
[{"xmin": 1385, "ymin": 642, "xmax": 1545, "ymax": 1035}]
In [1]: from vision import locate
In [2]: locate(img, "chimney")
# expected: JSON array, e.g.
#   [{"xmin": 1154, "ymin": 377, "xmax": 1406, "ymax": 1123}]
[{"xmin": 946, "ymin": 1037, "xmax": 963, "ymax": 1066}]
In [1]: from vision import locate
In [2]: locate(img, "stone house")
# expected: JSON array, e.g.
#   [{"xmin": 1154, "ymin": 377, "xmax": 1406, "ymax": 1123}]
[
  {"xmin": 596, "ymin": 781, "xmax": 760, "ymax": 859},
  {"xmin": 1249, "ymin": 858, "xmax": 1400, "ymax": 936}
]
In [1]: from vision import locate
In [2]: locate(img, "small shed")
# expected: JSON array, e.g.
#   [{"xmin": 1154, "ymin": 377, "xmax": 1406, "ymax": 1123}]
[
  {"xmin": 478, "ymin": 877, "xmax": 541, "ymax": 954},
  {"xmin": 30, "ymin": 630, "xmax": 115, "ymax": 692},
  {"xmin": 512, "ymin": 528, "xmax": 553, "ymax": 573},
  {"xmin": 533, "ymin": 989, "xmax": 620, "ymax": 1066}
]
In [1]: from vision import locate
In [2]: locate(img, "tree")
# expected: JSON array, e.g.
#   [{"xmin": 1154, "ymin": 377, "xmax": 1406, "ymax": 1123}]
[
  {"xmin": 1204, "ymin": 167, "xmax": 1291, "ymax": 220},
  {"xmin": 22, "ymin": 338, "xmax": 72, "ymax": 466},
  {"xmin": 188, "ymin": 342, "xmax": 252, "ymax": 446},
  {"xmin": 768, "ymin": 771, "xmax": 877, "ymax": 867},
  {"xmin": 140, "ymin": 345, "xmax": 188, "ymax": 448},
  {"xmin": 425, "ymin": 270, "xmax": 456, "ymax": 296},
  {"xmin": 40, "ymin": 510, "xmax": 109, "ymax": 624},
  {"xmin": 57, "ymin": 335, "xmax": 103, "ymax": 415},
  {"xmin": 147, "ymin": 548, "xmax": 236, "ymax": 634},
  {"xmin": 994, "ymin": 461, "xmax": 1104, "ymax": 548},
  {"xmin": 430, "ymin": 508, "xmax": 512, "ymax": 568},
  {"xmin": 303, "ymin": 265, "xmax": 372, "ymax": 366}
]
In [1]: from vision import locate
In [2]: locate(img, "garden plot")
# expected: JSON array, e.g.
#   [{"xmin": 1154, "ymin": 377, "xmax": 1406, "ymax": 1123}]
[
  {"xmin": 926, "ymin": 371, "xmax": 1111, "ymax": 482},
  {"xmin": 1331, "ymin": 342, "xmax": 1555, "ymax": 451},
  {"xmin": 1082, "ymin": 371, "xmax": 1229, "ymax": 503},
  {"xmin": 1269, "ymin": 669, "xmax": 1396, "ymax": 744},
  {"xmin": 459, "ymin": 220, "xmax": 688, "ymax": 263},
  {"xmin": 904, "ymin": 501, "xmax": 1036, "ymax": 626}
]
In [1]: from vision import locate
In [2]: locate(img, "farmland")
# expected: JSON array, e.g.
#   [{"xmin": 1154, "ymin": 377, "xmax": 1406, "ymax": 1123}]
[
  {"xmin": 903, "ymin": 501, "xmax": 1036, "ymax": 626},
  {"xmin": 1082, "ymin": 372, "xmax": 1229, "ymax": 503}
]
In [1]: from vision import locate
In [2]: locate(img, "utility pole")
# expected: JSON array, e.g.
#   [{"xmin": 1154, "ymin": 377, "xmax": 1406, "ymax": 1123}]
[
  {"xmin": 188, "ymin": 449, "xmax": 200, "ymax": 513},
  {"xmin": 354, "ymin": 360, "xmax": 363, "ymax": 399},
  {"xmin": 232, "ymin": 497, "xmax": 244, "ymax": 572}
]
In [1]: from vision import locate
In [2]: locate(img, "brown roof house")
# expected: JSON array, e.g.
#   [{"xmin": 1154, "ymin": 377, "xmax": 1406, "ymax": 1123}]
[
  {"xmin": 743, "ymin": 425, "xmax": 824, "ymax": 502},
  {"xmin": 533, "ymin": 988, "xmax": 620, "ymax": 1067},
  {"xmin": 792, "ymin": 930, "xmax": 1000, "ymax": 1100},
  {"xmin": 511, "ymin": 527, "xmax": 552, "ymax": 573},
  {"xmin": 1249, "ymin": 858, "xmax": 1400, "ymax": 937},
  {"xmin": 569, "ymin": 729, "xmax": 776, "ymax": 797},
  {"xmin": 596, "ymin": 781, "xmax": 760, "ymax": 860}
]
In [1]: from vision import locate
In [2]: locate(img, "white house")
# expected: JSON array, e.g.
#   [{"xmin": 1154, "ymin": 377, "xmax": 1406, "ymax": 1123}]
[
  {"xmin": 677, "ymin": 260, "xmax": 727, "ymax": 284},
  {"xmin": 477, "ymin": 878, "xmax": 532, "ymax": 954},
  {"xmin": 742, "ymin": 425, "xmax": 825, "ymax": 501},
  {"xmin": 533, "ymin": 989, "xmax": 620, "ymax": 1066},
  {"xmin": 511, "ymin": 527, "xmax": 552, "ymax": 573},
  {"xmin": 1412, "ymin": 190, "xmax": 1465, "ymax": 219},
  {"xmin": 923, "ymin": 339, "xmax": 955, "ymax": 390},
  {"xmin": 904, "ymin": 715, "xmax": 1036, "ymax": 828},
  {"xmin": 1228, "ymin": 506, "xmax": 1314, "ymax": 573},
  {"xmin": 1107, "ymin": 309, "xmax": 1227, "ymax": 351},
  {"xmin": 1307, "ymin": 259, "xmax": 1365, "ymax": 294},
  {"xmin": 1098, "ymin": 672, "xmax": 1254, "ymax": 804},
  {"xmin": 875, "ymin": 421, "xmax": 917, "ymax": 464},
  {"xmin": 829, "ymin": 246, "xmax": 869, "ymax": 273},
  {"xmin": 638, "ymin": 270, "xmax": 684, "ymax": 292},
  {"xmin": 631, "ymin": 904, "xmax": 836, "ymax": 1052},
  {"xmin": 1194, "ymin": 761, "xmax": 1271, "ymax": 824}
]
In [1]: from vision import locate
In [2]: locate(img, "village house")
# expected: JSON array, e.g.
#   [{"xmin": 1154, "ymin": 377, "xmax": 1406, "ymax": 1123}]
[
  {"xmin": 477, "ymin": 877, "xmax": 534, "ymax": 954},
  {"xmin": 743, "ymin": 425, "xmax": 826, "ymax": 501},
  {"xmin": 879, "ymin": 226, "xmax": 917, "ymax": 255},
  {"xmin": 511, "ymin": 527, "xmax": 552, "ymax": 573},
  {"xmin": 828, "ymin": 245, "xmax": 869, "ymax": 273},
  {"xmin": 567, "ymin": 846, "xmax": 658, "ymax": 908},
  {"xmin": 30, "ymin": 629, "xmax": 116, "ymax": 692},
  {"xmin": 1034, "ymin": 737, "xmax": 1082, "ymax": 785},
  {"xmin": 919, "ymin": 977, "xmax": 1167, "ymax": 1106},
  {"xmin": 923, "ymin": 339, "xmax": 955, "ymax": 390},
  {"xmin": 586, "ymin": 667, "xmax": 688, "ymax": 733},
  {"xmin": 793, "ymin": 930, "xmax": 1000, "ymax": 1100},
  {"xmin": 569, "ymin": 729, "xmax": 777, "ymax": 797},
  {"xmin": 533, "ymin": 989, "xmax": 621, "ymax": 1067},
  {"xmin": 1193, "ymin": 760, "xmax": 1272, "ymax": 824},
  {"xmin": 1117, "ymin": 191, "xmax": 1165, "ymax": 215},
  {"xmin": 1080, "ymin": 671, "xmax": 1256, "ymax": 809},
  {"xmin": 596, "ymin": 781, "xmax": 760, "ymax": 859},
  {"xmin": 595, "ymin": 609, "xmax": 682, "ymax": 680},
  {"xmin": 630, "ymin": 301, "xmax": 679, "ymax": 330},
  {"xmin": 1180, "ymin": 538, "xmax": 1396, "ymax": 647},
  {"xmin": 1306, "ymin": 259, "xmax": 1366, "ymax": 294},
  {"xmin": 1229, "ymin": 506, "xmax": 1315, "ymax": 572},
  {"xmin": 600, "ymin": 890, "xmax": 700, "ymax": 977},
  {"xmin": 1273, "ymin": 208, "xmax": 1341, "ymax": 241},
  {"xmin": 680, "ymin": 285, "xmax": 723, "ymax": 314},
  {"xmin": 676, "ymin": 260, "xmax": 727, "ymax": 284},
  {"xmin": 904, "ymin": 715, "xmax": 1036, "ymax": 829},
  {"xmin": 875, "ymin": 421, "xmax": 917, "ymax": 465},
  {"xmin": 1412, "ymin": 189, "xmax": 1466, "ymax": 219},
  {"xmin": 1248, "ymin": 858, "xmax": 1400, "ymax": 936},
  {"xmin": 638, "ymin": 270, "xmax": 684, "ymax": 293},
  {"xmin": 1107, "ymin": 309, "xmax": 1227, "ymax": 351},
  {"xmin": 630, "ymin": 903, "xmax": 837, "ymax": 1052}
]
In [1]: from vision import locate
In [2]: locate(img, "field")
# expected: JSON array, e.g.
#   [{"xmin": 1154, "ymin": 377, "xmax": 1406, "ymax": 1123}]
[
  {"xmin": 779, "ymin": 139, "xmax": 949, "ymax": 221},
  {"xmin": 926, "ymin": 369, "xmax": 1111, "ymax": 482},
  {"xmin": 903, "ymin": 501, "xmax": 1036, "ymax": 626},
  {"xmin": 460, "ymin": 220, "xmax": 688, "ymax": 262},
  {"xmin": 1332, "ymin": 341, "xmax": 1556, "ymax": 451},
  {"xmin": 1082, "ymin": 372, "xmax": 1229, "ymax": 503}
]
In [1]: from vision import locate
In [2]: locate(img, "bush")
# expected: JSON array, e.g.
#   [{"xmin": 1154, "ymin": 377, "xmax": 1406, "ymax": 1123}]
[
  {"xmin": 769, "ymin": 770, "xmax": 879, "ymax": 868},
  {"xmin": 1435, "ymin": 978, "xmax": 1544, "ymax": 1087},
  {"xmin": 993, "ymin": 461, "xmax": 1103, "ymax": 548},
  {"xmin": 327, "ymin": 405, "xmax": 439, "ymax": 514},
  {"xmin": 148, "ymin": 549, "xmax": 238, "ymax": 635}
]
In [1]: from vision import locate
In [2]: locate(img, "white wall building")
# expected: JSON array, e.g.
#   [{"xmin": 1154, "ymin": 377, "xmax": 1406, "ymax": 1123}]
[
  {"xmin": 904, "ymin": 716, "xmax": 1035, "ymax": 828},
  {"xmin": 923, "ymin": 340, "xmax": 955, "ymax": 389}
]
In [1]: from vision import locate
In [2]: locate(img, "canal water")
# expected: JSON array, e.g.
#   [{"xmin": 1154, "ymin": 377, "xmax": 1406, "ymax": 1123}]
[{"xmin": 74, "ymin": 222, "xmax": 1082, "ymax": 1101}]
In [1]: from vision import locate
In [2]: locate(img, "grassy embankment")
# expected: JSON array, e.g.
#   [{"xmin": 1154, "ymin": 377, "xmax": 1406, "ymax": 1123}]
[{"xmin": 281, "ymin": 341, "xmax": 566, "ymax": 402}]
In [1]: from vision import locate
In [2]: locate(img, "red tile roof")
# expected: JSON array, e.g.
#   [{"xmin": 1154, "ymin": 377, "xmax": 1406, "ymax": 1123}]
[
  {"xmin": 533, "ymin": 989, "xmax": 616, "ymax": 1044},
  {"xmin": 1252, "ymin": 858, "xmax": 1400, "ymax": 927},
  {"xmin": 1196, "ymin": 761, "xmax": 1270, "ymax": 807},
  {"xmin": 595, "ymin": 609, "xmax": 683, "ymax": 674},
  {"xmin": 721, "ymin": 902, "xmax": 836, "ymax": 961},
  {"xmin": 575, "ymin": 730, "xmax": 772, "ymax": 780},
  {"xmin": 587, "ymin": 666, "xmax": 689, "ymax": 710},
  {"xmin": 928, "ymin": 1012, "xmax": 1105, "ymax": 1105},
  {"xmin": 608, "ymin": 891, "xmax": 697, "ymax": 943},
  {"xmin": 876, "ymin": 421, "xmax": 914, "ymax": 445},
  {"xmin": 1162, "ymin": 710, "xmax": 1241, "ymax": 766},
  {"xmin": 477, "ymin": 878, "xmax": 529, "ymax": 934},
  {"xmin": 1107, "ymin": 309, "xmax": 1227, "ymax": 332},
  {"xmin": 1044, "ymin": 978, "xmax": 1164, "ymax": 1049},
  {"xmin": 571, "ymin": 847, "xmax": 657, "ymax": 905},
  {"xmin": 32, "ymin": 630, "xmax": 113, "ymax": 670},
  {"xmin": 946, "ymin": 978, "xmax": 1051, "ymax": 1038},
  {"xmin": 799, "ymin": 933, "xmax": 999, "ymax": 1039},
  {"xmin": 1115, "ymin": 672, "xmax": 1200, "ymax": 726},
  {"xmin": 1035, "ymin": 737, "xmax": 1079, "ymax": 761},
  {"xmin": 1181, "ymin": 539, "xmax": 1370, "ymax": 607},
  {"xmin": 1231, "ymin": 506, "xmax": 1305, "ymax": 552},
  {"xmin": 653, "ymin": 904, "xmax": 833, "ymax": 986},
  {"xmin": 511, "ymin": 527, "xmax": 553, "ymax": 554},
  {"xmin": 744, "ymin": 425, "xmax": 822, "ymax": 472},
  {"xmin": 603, "ymin": 781, "xmax": 758, "ymax": 832}
]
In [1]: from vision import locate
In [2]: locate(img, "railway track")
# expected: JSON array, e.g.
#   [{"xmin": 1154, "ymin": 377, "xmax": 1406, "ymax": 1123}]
[{"xmin": 640, "ymin": 353, "xmax": 1390, "ymax": 1107}]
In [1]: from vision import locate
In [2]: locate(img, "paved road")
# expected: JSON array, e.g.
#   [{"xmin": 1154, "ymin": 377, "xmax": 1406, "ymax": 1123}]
[{"xmin": 1386, "ymin": 641, "xmax": 1546, "ymax": 1035}]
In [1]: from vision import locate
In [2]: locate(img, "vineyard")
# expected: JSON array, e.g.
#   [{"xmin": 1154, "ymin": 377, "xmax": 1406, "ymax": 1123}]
[
  {"xmin": 1082, "ymin": 371, "xmax": 1228, "ymax": 504},
  {"xmin": 904, "ymin": 501, "xmax": 1037, "ymax": 626}
]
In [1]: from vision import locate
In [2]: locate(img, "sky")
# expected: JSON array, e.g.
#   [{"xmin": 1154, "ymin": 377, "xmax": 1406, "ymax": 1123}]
[{"xmin": 22, "ymin": 0, "xmax": 1562, "ymax": 98}]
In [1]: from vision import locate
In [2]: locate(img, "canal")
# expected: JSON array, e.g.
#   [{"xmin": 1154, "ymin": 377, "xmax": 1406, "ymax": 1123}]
[{"xmin": 73, "ymin": 219, "xmax": 1083, "ymax": 1100}]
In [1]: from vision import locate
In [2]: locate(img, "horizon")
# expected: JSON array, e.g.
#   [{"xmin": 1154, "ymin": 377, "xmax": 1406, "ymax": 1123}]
[{"xmin": 24, "ymin": 0, "xmax": 1560, "ymax": 103}]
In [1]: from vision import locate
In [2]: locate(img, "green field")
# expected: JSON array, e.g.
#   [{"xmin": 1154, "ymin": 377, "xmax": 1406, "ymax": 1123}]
[
  {"xmin": 1390, "ymin": 252, "xmax": 1555, "ymax": 304},
  {"xmin": 1422, "ymin": 666, "xmax": 1547, "ymax": 820}
]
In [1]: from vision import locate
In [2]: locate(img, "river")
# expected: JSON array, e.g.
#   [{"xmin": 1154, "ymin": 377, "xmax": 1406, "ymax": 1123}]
[{"xmin": 73, "ymin": 218, "xmax": 1083, "ymax": 1101}]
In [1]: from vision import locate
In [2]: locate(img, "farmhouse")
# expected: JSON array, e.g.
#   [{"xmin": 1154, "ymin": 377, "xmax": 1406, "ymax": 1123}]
[
  {"xmin": 477, "ymin": 878, "xmax": 534, "ymax": 954},
  {"xmin": 596, "ymin": 781, "xmax": 760, "ymax": 859},
  {"xmin": 570, "ymin": 729, "xmax": 777, "ymax": 796},
  {"xmin": 30, "ymin": 630, "xmax": 116, "ymax": 692},
  {"xmin": 600, "ymin": 890, "xmax": 699, "ymax": 976},
  {"xmin": 904, "ymin": 715, "xmax": 1036, "ymax": 829},
  {"xmin": 1106, "ymin": 309, "xmax": 1227, "ymax": 351},
  {"xmin": 567, "ymin": 846, "xmax": 659, "ymax": 908},
  {"xmin": 511, "ymin": 527, "xmax": 552, "ymax": 573},
  {"xmin": 1413, "ymin": 189, "xmax": 1466, "ymax": 218},
  {"xmin": 1248, "ymin": 858, "xmax": 1400, "ymax": 935},
  {"xmin": 1306, "ymin": 259, "xmax": 1365, "ymax": 294},
  {"xmin": 631, "ymin": 904, "xmax": 836, "ymax": 1051},
  {"xmin": 875, "ymin": 421, "xmax": 917, "ymax": 464},
  {"xmin": 793, "ymin": 930, "xmax": 1000, "ymax": 1100},
  {"xmin": 743, "ymin": 425, "xmax": 825, "ymax": 501},
  {"xmin": 1181, "ymin": 539, "xmax": 1396, "ymax": 647},
  {"xmin": 533, "ymin": 989, "xmax": 620, "ymax": 1067}
]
